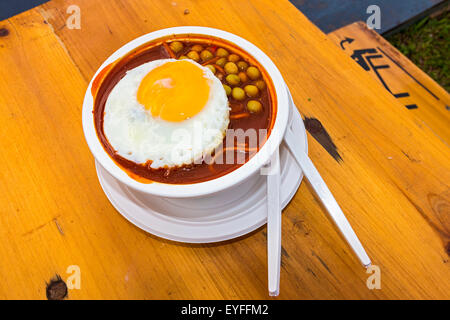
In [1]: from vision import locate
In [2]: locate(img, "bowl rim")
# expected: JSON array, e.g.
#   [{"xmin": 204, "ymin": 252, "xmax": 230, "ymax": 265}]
[{"xmin": 82, "ymin": 26, "xmax": 289, "ymax": 198}]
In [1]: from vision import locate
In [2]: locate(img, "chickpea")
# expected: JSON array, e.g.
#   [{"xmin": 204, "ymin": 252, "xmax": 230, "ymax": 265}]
[
  {"xmin": 232, "ymin": 87, "xmax": 246, "ymax": 101},
  {"xmin": 216, "ymin": 57, "xmax": 227, "ymax": 67},
  {"xmin": 226, "ymin": 74, "xmax": 240, "ymax": 86},
  {"xmin": 169, "ymin": 41, "xmax": 183, "ymax": 53},
  {"xmin": 200, "ymin": 50, "xmax": 214, "ymax": 61},
  {"xmin": 223, "ymin": 84, "xmax": 232, "ymax": 96},
  {"xmin": 206, "ymin": 64, "xmax": 216, "ymax": 74},
  {"xmin": 237, "ymin": 61, "xmax": 248, "ymax": 71},
  {"xmin": 238, "ymin": 71, "xmax": 248, "ymax": 83},
  {"xmin": 224, "ymin": 62, "xmax": 238, "ymax": 74},
  {"xmin": 187, "ymin": 51, "xmax": 200, "ymax": 62},
  {"xmin": 244, "ymin": 85, "xmax": 259, "ymax": 98},
  {"xmin": 246, "ymin": 66, "xmax": 261, "ymax": 80},
  {"xmin": 228, "ymin": 54, "xmax": 240, "ymax": 62},
  {"xmin": 254, "ymin": 80, "xmax": 266, "ymax": 90},
  {"xmin": 216, "ymin": 48, "xmax": 229, "ymax": 58},
  {"xmin": 179, "ymin": 55, "xmax": 188, "ymax": 60},
  {"xmin": 247, "ymin": 100, "xmax": 262, "ymax": 113},
  {"xmin": 191, "ymin": 44, "xmax": 203, "ymax": 52}
]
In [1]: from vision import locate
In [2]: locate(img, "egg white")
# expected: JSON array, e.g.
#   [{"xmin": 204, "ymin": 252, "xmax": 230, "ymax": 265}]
[{"xmin": 103, "ymin": 59, "xmax": 230, "ymax": 169}]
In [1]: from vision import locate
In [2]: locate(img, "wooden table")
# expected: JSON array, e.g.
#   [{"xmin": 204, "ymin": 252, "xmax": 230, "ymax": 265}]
[{"xmin": 0, "ymin": 0, "xmax": 448, "ymax": 300}]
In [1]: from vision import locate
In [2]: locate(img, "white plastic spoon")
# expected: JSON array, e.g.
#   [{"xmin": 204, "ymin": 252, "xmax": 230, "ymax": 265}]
[
  {"xmin": 266, "ymin": 147, "xmax": 281, "ymax": 296},
  {"xmin": 284, "ymin": 91, "xmax": 371, "ymax": 268}
]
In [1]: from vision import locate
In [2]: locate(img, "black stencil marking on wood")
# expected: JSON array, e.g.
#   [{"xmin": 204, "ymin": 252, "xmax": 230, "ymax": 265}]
[{"xmin": 377, "ymin": 46, "xmax": 439, "ymax": 101}]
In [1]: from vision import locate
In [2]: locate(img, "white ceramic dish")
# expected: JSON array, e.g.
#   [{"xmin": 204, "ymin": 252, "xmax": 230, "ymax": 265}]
[
  {"xmin": 82, "ymin": 26, "xmax": 289, "ymax": 198},
  {"xmin": 94, "ymin": 88, "xmax": 307, "ymax": 243}
]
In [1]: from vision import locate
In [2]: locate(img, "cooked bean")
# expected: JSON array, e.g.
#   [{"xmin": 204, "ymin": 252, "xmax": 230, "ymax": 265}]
[
  {"xmin": 226, "ymin": 74, "xmax": 240, "ymax": 86},
  {"xmin": 179, "ymin": 55, "xmax": 188, "ymax": 60},
  {"xmin": 254, "ymin": 80, "xmax": 266, "ymax": 90},
  {"xmin": 223, "ymin": 84, "xmax": 232, "ymax": 96},
  {"xmin": 169, "ymin": 41, "xmax": 183, "ymax": 53},
  {"xmin": 244, "ymin": 85, "xmax": 259, "ymax": 97},
  {"xmin": 238, "ymin": 72, "xmax": 248, "ymax": 83},
  {"xmin": 246, "ymin": 66, "xmax": 261, "ymax": 80},
  {"xmin": 232, "ymin": 87, "xmax": 245, "ymax": 101},
  {"xmin": 216, "ymin": 57, "xmax": 227, "ymax": 67},
  {"xmin": 224, "ymin": 62, "xmax": 238, "ymax": 74},
  {"xmin": 228, "ymin": 54, "xmax": 240, "ymax": 62},
  {"xmin": 191, "ymin": 44, "xmax": 203, "ymax": 52},
  {"xmin": 216, "ymin": 48, "xmax": 229, "ymax": 58},
  {"xmin": 187, "ymin": 51, "xmax": 200, "ymax": 61},
  {"xmin": 237, "ymin": 61, "xmax": 248, "ymax": 71},
  {"xmin": 247, "ymin": 100, "xmax": 262, "ymax": 113},
  {"xmin": 206, "ymin": 65, "xmax": 216, "ymax": 74},
  {"xmin": 200, "ymin": 50, "xmax": 214, "ymax": 61}
]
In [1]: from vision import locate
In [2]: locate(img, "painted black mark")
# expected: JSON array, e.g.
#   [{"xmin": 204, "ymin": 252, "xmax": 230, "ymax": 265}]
[
  {"xmin": 340, "ymin": 37, "xmax": 354, "ymax": 49},
  {"xmin": 377, "ymin": 46, "xmax": 439, "ymax": 101},
  {"xmin": 46, "ymin": 275, "xmax": 68, "ymax": 300},
  {"xmin": 0, "ymin": 28, "xmax": 9, "ymax": 37},
  {"xmin": 350, "ymin": 47, "xmax": 426, "ymax": 110},
  {"xmin": 304, "ymin": 117, "xmax": 342, "ymax": 162},
  {"xmin": 394, "ymin": 92, "xmax": 410, "ymax": 98},
  {"xmin": 351, "ymin": 48, "xmax": 377, "ymax": 71},
  {"xmin": 366, "ymin": 54, "xmax": 410, "ymax": 99}
]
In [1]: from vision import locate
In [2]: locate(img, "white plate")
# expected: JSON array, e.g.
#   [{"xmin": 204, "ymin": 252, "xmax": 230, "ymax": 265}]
[{"xmin": 95, "ymin": 87, "xmax": 307, "ymax": 243}]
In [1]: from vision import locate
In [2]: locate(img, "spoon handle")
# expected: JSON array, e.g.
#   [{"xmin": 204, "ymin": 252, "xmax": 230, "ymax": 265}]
[
  {"xmin": 284, "ymin": 128, "xmax": 371, "ymax": 267},
  {"xmin": 266, "ymin": 147, "xmax": 281, "ymax": 296}
]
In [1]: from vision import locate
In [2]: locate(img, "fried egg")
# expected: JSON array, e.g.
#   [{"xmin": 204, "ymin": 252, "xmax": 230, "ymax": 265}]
[{"xmin": 103, "ymin": 59, "xmax": 229, "ymax": 169}]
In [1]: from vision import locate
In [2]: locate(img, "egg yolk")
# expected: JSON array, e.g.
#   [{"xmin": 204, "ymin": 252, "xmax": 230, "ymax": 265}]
[{"xmin": 137, "ymin": 60, "xmax": 211, "ymax": 122}]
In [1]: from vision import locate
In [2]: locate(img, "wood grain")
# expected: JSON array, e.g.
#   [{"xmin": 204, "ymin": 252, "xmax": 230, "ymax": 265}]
[
  {"xmin": 328, "ymin": 21, "xmax": 450, "ymax": 144},
  {"xmin": 0, "ymin": 0, "xmax": 448, "ymax": 299}
]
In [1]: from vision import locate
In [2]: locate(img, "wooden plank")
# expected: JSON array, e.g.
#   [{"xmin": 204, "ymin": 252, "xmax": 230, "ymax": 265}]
[
  {"xmin": 328, "ymin": 21, "xmax": 450, "ymax": 144},
  {"xmin": 0, "ymin": 0, "xmax": 449, "ymax": 299}
]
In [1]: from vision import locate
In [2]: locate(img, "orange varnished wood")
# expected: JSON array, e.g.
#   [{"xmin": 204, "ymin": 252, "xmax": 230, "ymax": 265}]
[{"xmin": 0, "ymin": 0, "xmax": 448, "ymax": 299}]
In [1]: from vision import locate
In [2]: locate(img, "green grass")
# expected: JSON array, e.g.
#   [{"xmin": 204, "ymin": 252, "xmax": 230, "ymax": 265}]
[{"xmin": 387, "ymin": 10, "xmax": 449, "ymax": 92}]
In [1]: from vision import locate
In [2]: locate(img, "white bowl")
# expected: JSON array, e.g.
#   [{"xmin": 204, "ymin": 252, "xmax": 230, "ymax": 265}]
[{"xmin": 82, "ymin": 26, "xmax": 289, "ymax": 198}]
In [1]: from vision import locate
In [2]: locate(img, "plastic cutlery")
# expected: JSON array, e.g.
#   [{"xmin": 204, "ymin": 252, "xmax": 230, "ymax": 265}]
[
  {"xmin": 266, "ymin": 147, "xmax": 281, "ymax": 296},
  {"xmin": 284, "ymin": 90, "xmax": 371, "ymax": 267}
]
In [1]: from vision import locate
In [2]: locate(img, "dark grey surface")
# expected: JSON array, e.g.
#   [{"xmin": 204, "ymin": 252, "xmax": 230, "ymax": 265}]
[
  {"xmin": 0, "ymin": 0, "xmax": 49, "ymax": 21},
  {"xmin": 289, "ymin": 0, "xmax": 445, "ymax": 34},
  {"xmin": 0, "ymin": 0, "xmax": 445, "ymax": 35}
]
